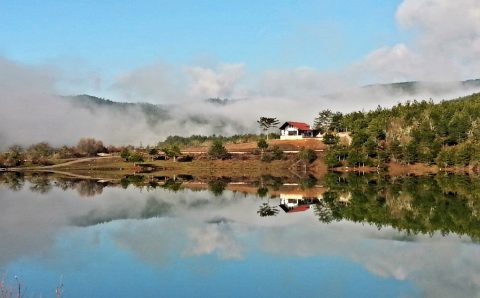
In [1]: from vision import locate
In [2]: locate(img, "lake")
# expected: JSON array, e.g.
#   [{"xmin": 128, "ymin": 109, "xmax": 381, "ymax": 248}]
[{"xmin": 0, "ymin": 172, "xmax": 479, "ymax": 298}]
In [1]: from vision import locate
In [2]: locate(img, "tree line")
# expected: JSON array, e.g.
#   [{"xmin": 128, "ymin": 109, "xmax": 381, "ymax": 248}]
[
  {"xmin": 0, "ymin": 138, "xmax": 118, "ymax": 167},
  {"xmin": 315, "ymin": 92, "xmax": 480, "ymax": 169}
]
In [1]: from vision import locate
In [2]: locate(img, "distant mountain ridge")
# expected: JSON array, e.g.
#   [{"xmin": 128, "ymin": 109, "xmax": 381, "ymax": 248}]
[
  {"xmin": 64, "ymin": 94, "xmax": 249, "ymax": 135},
  {"xmin": 66, "ymin": 94, "xmax": 171, "ymax": 126},
  {"xmin": 362, "ymin": 79, "xmax": 480, "ymax": 95},
  {"xmin": 54, "ymin": 79, "xmax": 480, "ymax": 143},
  {"xmin": 62, "ymin": 78, "xmax": 480, "ymax": 135},
  {"xmin": 66, "ymin": 78, "xmax": 480, "ymax": 109}
]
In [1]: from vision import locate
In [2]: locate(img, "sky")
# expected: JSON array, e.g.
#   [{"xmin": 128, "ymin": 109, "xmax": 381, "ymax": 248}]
[
  {"xmin": 0, "ymin": 1, "xmax": 403, "ymax": 72},
  {"xmin": 1, "ymin": 0, "xmax": 480, "ymax": 146},
  {"xmin": 1, "ymin": 0, "xmax": 479, "ymax": 102}
]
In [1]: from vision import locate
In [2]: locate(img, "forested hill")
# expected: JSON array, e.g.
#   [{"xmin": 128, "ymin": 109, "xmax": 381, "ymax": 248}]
[
  {"xmin": 68, "ymin": 79, "xmax": 480, "ymax": 111},
  {"xmin": 62, "ymin": 94, "xmax": 251, "ymax": 137},
  {"xmin": 65, "ymin": 94, "xmax": 171, "ymax": 127},
  {"xmin": 320, "ymin": 92, "xmax": 480, "ymax": 168},
  {"xmin": 362, "ymin": 79, "xmax": 480, "ymax": 95},
  {"xmin": 66, "ymin": 94, "xmax": 170, "ymax": 115}
]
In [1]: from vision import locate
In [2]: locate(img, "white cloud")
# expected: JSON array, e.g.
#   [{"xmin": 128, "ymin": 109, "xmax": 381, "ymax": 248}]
[
  {"xmin": 185, "ymin": 63, "xmax": 246, "ymax": 99},
  {"xmin": 112, "ymin": 61, "xmax": 185, "ymax": 102},
  {"xmin": 2, "ymin": 0, "xmax": 480, "ymax": 148},
  {"xmin": 358, "ymin": 0, "xmax": 480, "ymax": 82},
  {"xmin": 184, "ymin": 224, "xmax": 245, "ymax": 260}
]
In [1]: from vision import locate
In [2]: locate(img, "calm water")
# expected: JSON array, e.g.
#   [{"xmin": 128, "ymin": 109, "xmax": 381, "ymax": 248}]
[{"xmin": 1, "ymin": 172, "xmax": 479, "ymax": 298}]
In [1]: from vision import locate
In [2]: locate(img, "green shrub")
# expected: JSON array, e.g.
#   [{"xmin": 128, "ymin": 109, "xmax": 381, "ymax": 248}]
[
  {"xmin": 270, "ymin": 146, "xmax": 284, "ymax": 160},
  {"xmin": 208, "ymin": 140, "xmax": 229, "ymax": 160},
  {"xmin": 298, "ymin": 148, "xmax": 317, "ymax": 164},
  {"xmin": 127, "ymin": 152, "xmax": 144, "ymax": 163}
]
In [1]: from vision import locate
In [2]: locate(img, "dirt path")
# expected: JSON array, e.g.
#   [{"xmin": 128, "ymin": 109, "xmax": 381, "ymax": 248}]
[{"xmin": 46, "ymin": 156, "xmax": 118, "ymax": 168}]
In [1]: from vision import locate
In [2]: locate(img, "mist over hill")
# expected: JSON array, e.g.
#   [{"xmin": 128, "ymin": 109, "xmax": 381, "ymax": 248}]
[
  {"xmin": 361, "ymin": 79, "xmax": 480, "ymax": 97},
  {"xmin": 1, "ymin": 71, "xmax": 480, "ymax": 150},
  {"xmin": 68, "ymin": 78, "xmax": 480, "ymax": 118}
]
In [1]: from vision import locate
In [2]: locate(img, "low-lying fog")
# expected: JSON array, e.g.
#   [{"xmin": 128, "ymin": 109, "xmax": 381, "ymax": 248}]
[{"xmin": 1, "ymin": 56, "xmax": 479, "ymax": 150}]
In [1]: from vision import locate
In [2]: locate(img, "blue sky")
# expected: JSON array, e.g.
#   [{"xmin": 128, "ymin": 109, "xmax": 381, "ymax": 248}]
[{"xmin": 0, "ymin": 0, "xmax": 404, "ymax": 74}]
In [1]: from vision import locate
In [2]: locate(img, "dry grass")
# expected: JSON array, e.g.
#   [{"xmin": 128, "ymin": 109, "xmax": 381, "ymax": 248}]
[
  {"xmin": 183, "ymin": 138, "xmax": 327, "ymax": 153},
  {"xmin": 29, "ymin": 155, "xmax": 296, "ymax": 179},
  {"xmin": 11, "ymin": 139, "xmax": 466, "ymax": 179}
]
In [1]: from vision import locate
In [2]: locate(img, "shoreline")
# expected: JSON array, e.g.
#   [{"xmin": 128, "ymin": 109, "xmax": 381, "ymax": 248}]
[{"xmin": 2, "ymin": 155, "xmax": 479, "ymax": 180}]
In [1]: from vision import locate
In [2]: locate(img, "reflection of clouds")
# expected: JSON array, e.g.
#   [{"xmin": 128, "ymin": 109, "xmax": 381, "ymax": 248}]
[
  {"xmin": 1, "ymin": 184, "xmax": 480, "ymax": 297},
  {"xmin": 111, "ymin": 219, "xmax": 183, "ymax": 267},
  {"xmin": 185, "ymin": 223, "xmax": 244, "ymax": 260},
  {"xmin": 0, "ymin": 184, "xmax": 163, "ymax": 268},
  {"xmin": 259, "ymin": 221, "xmax": 480, "ymax": 298}
]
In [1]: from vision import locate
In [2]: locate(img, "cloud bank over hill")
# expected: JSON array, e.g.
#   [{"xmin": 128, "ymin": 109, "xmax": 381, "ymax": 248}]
[
  {"xmin": 1, "ymin": 0, "xmax": 480, "ymax": 148},
  {"xmin": 0, "ymin": 59, "xmax": 253, "ymax": 148},
  {"xmin": 110, "ymin": 0, "xmax": 480, "ymax": 104}
]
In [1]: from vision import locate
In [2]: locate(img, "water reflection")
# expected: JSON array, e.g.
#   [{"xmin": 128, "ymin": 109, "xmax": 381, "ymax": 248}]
[
  {"xmin": 0, "ymin": 172, "xmax": 107, "ymax": 197},
  {"xmin": 257, "ymin": 202, "xmax": 279, "ymax": 217},
  {"xmin": 279, "ymin": 192, "xmax": 321, "ymax": 211},
  {"xmin": 2, "ymin": 172, "xmax": 480, "ymax": 239},
  {"xmin": 318, "ymin": 173, "xmax": 480, "ymax": 240},
  {"xmin": 1, "ymin": 171, "xmax": 480, "ymax": 297}
]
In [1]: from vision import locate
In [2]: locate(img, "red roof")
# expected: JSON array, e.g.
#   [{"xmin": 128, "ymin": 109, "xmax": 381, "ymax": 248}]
[
  {"xmin": 282, "ymin": 121, "xmax": 312, "ymax": 131},
  {"xmin": 288, "ymin": 205, "xmax": 310, "ymax": 213}
]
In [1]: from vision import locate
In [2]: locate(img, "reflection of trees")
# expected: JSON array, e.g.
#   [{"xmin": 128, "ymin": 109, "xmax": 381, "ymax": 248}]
[
  {"xmin": 256, "ymin": 187, "xmax": 268, "ymax": 198},
  {"xmin": 50, "ymin": 177, "xmax": 106, "ymax": 197},
  {"xmin": 162, "ymin": 179, "xmax": 183, "ymax": 192},
  {"xmin": 0, "ymin": 174, "xmax": 110, "ymax": 197},
  {"xmin": 140, "ymin": 197, "xmax": 172, "ymax": 218},
  {"xmin": 208, "ymin": 179, "xmax": 227, "ymax": 196},
  {"xmin": 146, "ymin": 181, "xmax": 159, "ymax": 190},
  {"xmin": 257, "ymin": 202, "xmax": 279, "ymax": 217},
  {"xmin": 120, "ymin": 175, "xmax": 146, "ymax": 189},
  {"xmin": 254, "ymin": 175, "xmax": 284, "ymax": 191},
  {"xmin": 314, "ymin": 200, "xmax": 334, "ymax": 223},
  {"xmin": 54, "ymin": 178, "xmax": 77, "ymax": 191},
  {"xmin": 319, "ymin": 173, "xmax": 480, "ymax": 240},
  {"xmin": 299, "ymin": 175, "xmax": 317, "ymax": 189},
  {"xmin": 75, "ymin": 180, "xmax": 104, "ymax": 197},
  {"xmin": 256, "ymin": 185, "xmax": 278, "ymax": 217},
  {"xmin": 0, "ymin": 172, "xmax": 25, "ymax": 191},
  {"xmin": 27, "ymin": 174, "xmax": 52, "ymax": 194}
]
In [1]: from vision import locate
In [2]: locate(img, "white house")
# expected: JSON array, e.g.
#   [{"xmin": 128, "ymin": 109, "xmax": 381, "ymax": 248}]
[{"xmin": 279, "ymin": 122, "xmax": 317, "ymax": 140}]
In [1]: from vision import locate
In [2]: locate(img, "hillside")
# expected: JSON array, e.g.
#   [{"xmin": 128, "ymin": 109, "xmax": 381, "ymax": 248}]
[
  {"xmin": 322, "ymin": 92, "xmax": 480, "ymax": 169},
  {"xmin": 362, "ymin": 79, "xmax": 480, "ymax": 96},
  {"xmin": 68, "ymin": 78, "xmax": 480, "ymax": 111},
  {"xmin": 65, "ymin": 94, "xmax": 249, "ymax": 134},
  {"xmin": 66, "ymin": 94, "xmax": 171, "ymax": 126}
]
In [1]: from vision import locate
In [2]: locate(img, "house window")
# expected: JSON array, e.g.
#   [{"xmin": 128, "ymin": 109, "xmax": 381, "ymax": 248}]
[{"xmin": 288, "ymin": 130, "xmax": 297, "ymax": 136}]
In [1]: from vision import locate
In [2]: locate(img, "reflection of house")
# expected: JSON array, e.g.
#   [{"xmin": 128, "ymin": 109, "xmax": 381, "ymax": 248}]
[
  {"xmin": 279, "ymin": 122, "xmax": 318, "ymax": 140},
  {"xmin": 279, "ymin": 193, "xmax": 321, "ymax": 213}
]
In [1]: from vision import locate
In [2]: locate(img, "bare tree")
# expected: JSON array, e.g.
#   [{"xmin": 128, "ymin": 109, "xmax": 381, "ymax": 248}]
[{"xmin": 76, "ymin": 138, "xmax": 105, "ymax": 156}]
